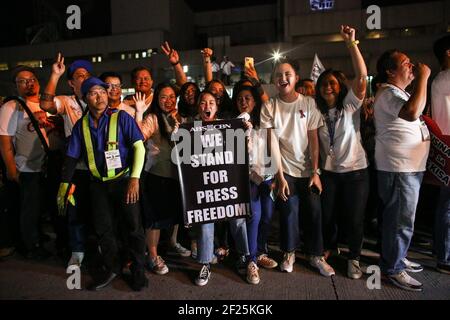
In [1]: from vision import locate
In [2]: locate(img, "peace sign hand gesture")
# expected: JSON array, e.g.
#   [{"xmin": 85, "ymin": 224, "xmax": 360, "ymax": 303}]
[
  {"xmin": 161, "ymin": 41, "xmax": 180, "ymax": 65},
  {"xmin": 52, "ymin": 53, "xmax": 65, "ymax": 77}
]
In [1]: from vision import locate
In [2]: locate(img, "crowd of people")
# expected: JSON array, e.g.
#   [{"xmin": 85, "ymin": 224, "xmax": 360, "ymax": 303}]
[{"xmin": 0, "ymin": 26, "xmax": 448, "ymax": 293}]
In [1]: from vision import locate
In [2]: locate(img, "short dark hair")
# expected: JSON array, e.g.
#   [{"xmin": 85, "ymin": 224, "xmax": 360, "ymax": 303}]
[
  {"xmin": 11, "ymin": 65, "xmax": 38, "ymax": 83},
  {"xmin": 376, "ymin": 49, "xmax": 403, "ymax": 84},
  {"xmin": 99, "ymin": 71, "xmax": 123, "ymax": 83},
  {"xmin": 295, "ymin": 78, "xmax": 314, "ymax": 90},
  {"xmin": 273, "ymin": 58, "xmax": 300, "ymax": 75},
  {"xmin": 131, "ymin": 66, "xmax": 152, "ymax": 81},
  {"xmin": 433, "ymin": 35, "xmax": 450, "ymax": 65}
]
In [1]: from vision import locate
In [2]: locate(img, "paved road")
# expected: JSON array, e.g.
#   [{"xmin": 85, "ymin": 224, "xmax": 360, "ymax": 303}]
[{"xmin": 1, "ymin": 241, "xmax": 449, "ymax": 301}]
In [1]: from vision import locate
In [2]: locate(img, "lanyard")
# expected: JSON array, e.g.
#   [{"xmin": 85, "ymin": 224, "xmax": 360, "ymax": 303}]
[
  {"xmin": 324, "ymin": 108, "xmax": 339, "ymax": 151},
  {"xmin": 82, "ymin": 112, "xmax": 128, "ymax": 181}
]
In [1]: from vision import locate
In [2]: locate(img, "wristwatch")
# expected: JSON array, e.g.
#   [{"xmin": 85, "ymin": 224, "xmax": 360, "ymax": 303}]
[{"xmin": 311, "ymin": 168, "xmax": 322, "ymax": 176}]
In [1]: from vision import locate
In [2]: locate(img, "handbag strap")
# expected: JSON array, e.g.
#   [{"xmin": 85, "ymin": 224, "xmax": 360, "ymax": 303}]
[{"xmin": 3, "ymin": 96, "xmax": 50, "ymax": 154}]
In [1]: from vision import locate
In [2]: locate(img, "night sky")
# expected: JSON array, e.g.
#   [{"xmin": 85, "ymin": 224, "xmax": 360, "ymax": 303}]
[{"xmin": 0, "ymin": 0, "xmax": 429, "ymax": 48}]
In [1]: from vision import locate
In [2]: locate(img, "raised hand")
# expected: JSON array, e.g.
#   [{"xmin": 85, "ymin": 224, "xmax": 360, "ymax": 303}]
[
  {"xmin": 201, "ymin": 48, "xmax": 213, "ymax": 60},
  {"xmin": 52, "ymin": 53, "xmax": 65, "ymax": 77},
  {"xmin": 133, "ymin": 92, "xmax": 151, "ymax": 114},
  {"xmin": 161, "ymin": 41, "xmax": 180, "ymax": 65},
  {"xmin": 415, "ymin": 63, "xmax": 431, "ymax": 79},
  {"xmin": 244, "ymin": 64, "xmax": 259, "ymax": 81},
  {"xmin": 340, "ymin": 25, "xmax": 356, "ymax": 44}
]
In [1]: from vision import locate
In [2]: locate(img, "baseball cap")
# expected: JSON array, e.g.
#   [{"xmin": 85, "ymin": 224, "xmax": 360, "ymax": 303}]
[
  {"xmin": 67, "ymin": 60, "xmax": 93, "ymax": 80},
  {"xmin": 81, "ymin": 77, "xmax": 109, "ymax": 97}
]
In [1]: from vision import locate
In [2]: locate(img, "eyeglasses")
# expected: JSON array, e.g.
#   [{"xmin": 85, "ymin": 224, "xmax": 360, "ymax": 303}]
[
  {"xmin": 16, "ymin": 78, "xmax": 37, "ymax": 86},
  {"xmin": 107, "ymin": 83, "xmax": 123, "ymax": 90}
]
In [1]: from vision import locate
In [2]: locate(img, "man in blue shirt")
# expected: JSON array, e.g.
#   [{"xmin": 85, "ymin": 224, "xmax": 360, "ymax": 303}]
[{"xmin": 58, "ymin": 77, "xmax": 147, "ymax": 291}]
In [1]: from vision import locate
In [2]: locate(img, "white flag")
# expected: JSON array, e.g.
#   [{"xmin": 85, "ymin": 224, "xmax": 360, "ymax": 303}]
[{"xmin": 310, "ymin": 54, "xmax": 325, "ymax": 83}]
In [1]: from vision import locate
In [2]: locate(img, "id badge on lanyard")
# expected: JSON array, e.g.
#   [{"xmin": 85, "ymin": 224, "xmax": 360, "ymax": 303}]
[
  {"xmin": 105, "ymin": 149, "xmax": 122, "ymax": 170},
  {"xmin": 420, "ymin": 121, "xmax": 430, "ymax": 141}
]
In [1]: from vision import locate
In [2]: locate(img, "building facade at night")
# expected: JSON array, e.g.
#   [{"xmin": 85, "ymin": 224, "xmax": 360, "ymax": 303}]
[{"xmin": 0, "ymin": 0, "xmax": 449, "ymax": 95}]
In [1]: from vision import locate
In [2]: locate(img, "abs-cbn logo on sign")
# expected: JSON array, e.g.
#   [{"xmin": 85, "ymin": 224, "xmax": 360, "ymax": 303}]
[{"xmin": 310, "ymin": 0, "xmax": 334, "ymax": 11}]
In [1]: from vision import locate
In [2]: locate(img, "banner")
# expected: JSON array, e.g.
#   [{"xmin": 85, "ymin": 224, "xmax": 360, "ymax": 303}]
[
  {"xmin": 422, "ymin": 115, "xmax": 450, "ymax": 187},
  {"xmin": 173, "ymin": 119, "xmax": 251, "ymax": 227},
  {"xmin": 310, "ymin": 53, "xmax": 325, "ymax": 83}
]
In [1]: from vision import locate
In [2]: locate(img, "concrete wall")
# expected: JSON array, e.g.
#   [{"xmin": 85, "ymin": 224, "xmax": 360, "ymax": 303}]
[{"xmin": 111, "ymin": 0, "xmax": 170, "ymax": 34}]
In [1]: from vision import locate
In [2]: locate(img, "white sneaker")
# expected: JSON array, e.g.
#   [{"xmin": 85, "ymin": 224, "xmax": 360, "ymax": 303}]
[
  {"xmin": 347, "ymin": 259, "xmax": 363, "ymax": 279},
  {"xmin": 388, "ymin": 271, "xmax": 423, "ymax": 291},
  {"xmin": 246, "ymin": 261, "xmax": 260, "ymax": 285},
  {"xmin": 68, "ymin": 252, "xmax": 84, "ymax": 267},
  {"xmin": 280, "ymin": 252, "xmax": 295, "ymax": 273},
  {"xmin": 402, "ymin": 258, "xmax": 423, "ymax": 273},
  {"xmin": 168, "ymin": 243, "xmax": 191, "ymax": 257},
  {"xmin": 310, "ymin": 256, "xmax": 335, "ymax": 277},
  {"xmin": 147, "ymin": 256, "xmax": 169, "ymax": 275},
  {"xmin": 195, "ymin": 264, "xmax": 211, "ymax": 286}
]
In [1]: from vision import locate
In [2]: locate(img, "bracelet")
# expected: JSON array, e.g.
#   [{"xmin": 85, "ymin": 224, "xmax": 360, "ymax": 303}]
[
  {"xmin": 171, "ymin": 61, "xmax": 180, "ymax": 66},
  {"xmin": 41, "ymin": 93, "xmax": 55, "ymax": 102},
  {"xmin": 347, "ymin": 40, "xmax": 359, "ymax": 48}
]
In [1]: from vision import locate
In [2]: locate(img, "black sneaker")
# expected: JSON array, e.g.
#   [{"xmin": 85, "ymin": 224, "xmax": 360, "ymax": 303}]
[
  {"xmin": 235, "ymin": 255, "xmax": 247, "ymax": 275},
  {"xmin": 130, "ymin": 268, "xmax": 148, "ymax": 291},
  {"xmin": 195, "ymin": 264, "xmax": 211, "ymax": 286},
  {"xmin": 436, "ymin": 263, "xmax": 450, "ymax": 275}
]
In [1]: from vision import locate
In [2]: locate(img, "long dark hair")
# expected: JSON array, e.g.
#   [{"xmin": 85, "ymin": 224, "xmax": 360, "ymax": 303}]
[
  {"xmin": 315, "ymin": 68, "xmax": 348, "ymax": 115},
  {"xmin": 232, "ymin": 85, "xmax": 262, "ymax": 128},
  {"xmin": 147, "ymin": 82, "xmax": 180, "ymax": 141},
  {"xmin": 204, "ymin": 79, "xmax": 233, "ymax": 119},
  {"xmin": 178, "ymin": 82, "xmax": 199, "ymax": 118}
]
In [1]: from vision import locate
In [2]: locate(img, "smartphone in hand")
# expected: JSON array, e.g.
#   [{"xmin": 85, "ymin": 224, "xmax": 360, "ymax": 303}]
[{"xmin": 245, "ymin": 57, "xmax": 254, "ymax": 70}]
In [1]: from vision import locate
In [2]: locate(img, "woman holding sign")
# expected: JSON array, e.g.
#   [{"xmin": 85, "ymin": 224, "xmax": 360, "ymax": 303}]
[{"xmin": 195, "ymin": 91, "xmax": 250, "ymax": 286}]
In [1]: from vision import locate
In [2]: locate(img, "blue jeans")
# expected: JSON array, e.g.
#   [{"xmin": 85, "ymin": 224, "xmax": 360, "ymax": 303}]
[
  {"xmin": 246, "ymin": 180, "xmax": 275, "ymax": 262},
  {"xmin": 435, "ymin": 186, "xmax": 450, "ymax": 266},
  {"xmin": 377, "ymin": 171, "xmax": 424, "ymax": 275},
  {"xmin": 278, "ymin": 174, "xmax": 323, "ymax": 256},
  {"xmin": 197, "ymin": 218, "xmax": 249, "ymax": 264}
]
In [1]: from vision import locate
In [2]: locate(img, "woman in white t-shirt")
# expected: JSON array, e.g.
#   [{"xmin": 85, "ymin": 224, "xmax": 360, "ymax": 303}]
[{"xmin": 315, "ymin": 25, "xmax": 369, "ymax": 279}]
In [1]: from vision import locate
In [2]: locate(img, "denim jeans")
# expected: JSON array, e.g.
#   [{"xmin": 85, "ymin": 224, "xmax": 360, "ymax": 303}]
[
  {"xmin": 278, "ymin": 174, "xmax": 323, "ymax": 256},
  {"xmin": 246, "ymin": 180, "xmax": 275, "ymax": 262},
  {"xmin": 435, "ymin": 186, "xmax": 450, "ymax": 266},
  {"xmin": 377, "ymin": 171, "xmax": 424, "ymax": 275},
  {"xmin": 197, "ymin": 218, "xmax": 249, "ymax": 264},
  {"xmin": 321, "ymin": 169, "xmax": 369, "ymax": 259}
]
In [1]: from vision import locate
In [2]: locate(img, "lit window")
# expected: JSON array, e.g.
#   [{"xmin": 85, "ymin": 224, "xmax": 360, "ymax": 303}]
[
  {"xmin": 183, "ymin": 65, "xmax": 189, "ymax": 73},
  {"xmin": 135, "ymin": 53, "xmax": 140, "ymax": 59},
  {"xmin": 121, "ymin": 54, "xmax": 125, "ymax": 60},
  {"xmin": 92, "ymin": 57, "xmax": 97, "ymax": 63},
  {"xmin": 98, "ymin": 56, "xmax": 102, "ymax": 63},
  {"xmin": 0, "ymin": 63, "xmax": 8, "ymax": 71},
  {"xmin": 142, "ymin": 52, "xmax": 147, "ymax": 58}
]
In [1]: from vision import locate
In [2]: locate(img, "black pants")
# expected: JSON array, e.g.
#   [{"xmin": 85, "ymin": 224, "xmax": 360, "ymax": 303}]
[
  {"xmin": 90, "ymin": 178, "xmax": 145, "ymax": 274},
  {"xmin": 278, "ymin": 174, "xmax": 324, "ymax": 256},
  {"xmin": 321, "ymin": 169, "xmax": 369, "ymax": 259}
]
